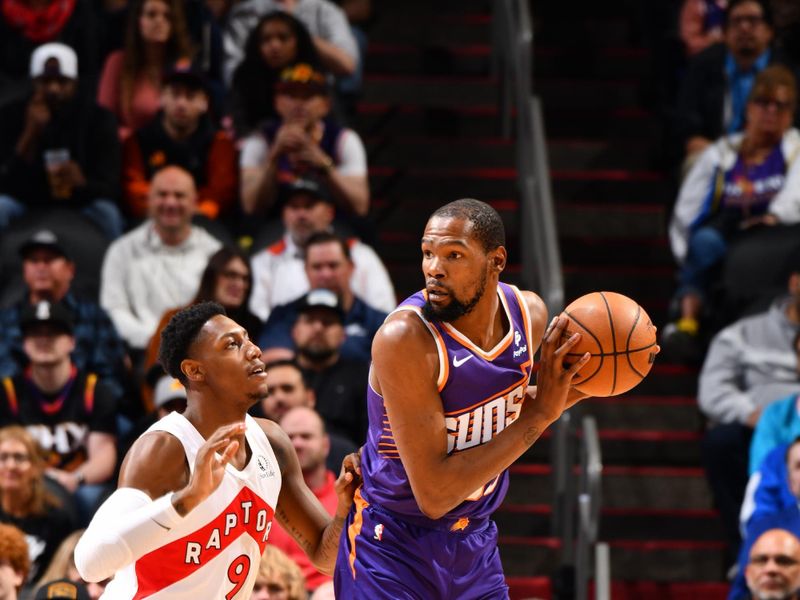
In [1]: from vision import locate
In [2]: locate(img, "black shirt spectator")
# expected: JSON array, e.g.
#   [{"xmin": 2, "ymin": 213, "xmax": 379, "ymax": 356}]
[{"xmin": 0, "ymin": 43, "xmax": 122, "ymax": 239}]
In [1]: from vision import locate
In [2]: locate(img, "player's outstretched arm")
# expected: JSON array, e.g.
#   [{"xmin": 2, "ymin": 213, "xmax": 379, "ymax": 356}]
[
  {"xmin": 74, "ymin": 422, "xmax": 245, "ymax": 582},
  {"xmin": 375, "ymin": 308, "xmax": 589, "ymax": 520},
  {"xmin": 262, "ymin": 419, "xmax": 361, "ymax": 576}
]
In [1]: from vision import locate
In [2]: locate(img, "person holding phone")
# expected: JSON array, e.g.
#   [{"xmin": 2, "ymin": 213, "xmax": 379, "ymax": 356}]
[{"xmin": 0, "ymin": 43, "xmax": 123, "ymax": 239}]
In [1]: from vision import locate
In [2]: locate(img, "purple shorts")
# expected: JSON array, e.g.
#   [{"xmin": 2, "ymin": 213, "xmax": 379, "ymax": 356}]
[{"xmin": 334, "ymin": 490, "xmax": 509, "ymax": 599}]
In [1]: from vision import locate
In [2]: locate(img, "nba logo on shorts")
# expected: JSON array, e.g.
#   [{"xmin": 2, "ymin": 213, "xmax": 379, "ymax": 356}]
[
  {"xmin": 256, "ymin": 455, "xmax": 275, "ymax": 478},
  {"xmin": 373, "ymin": 524, "xmax": 384, "ymax": 541}
]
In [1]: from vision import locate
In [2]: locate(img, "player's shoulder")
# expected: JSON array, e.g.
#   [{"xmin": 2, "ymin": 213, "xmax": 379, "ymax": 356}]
[
  {"xmin": 118, "ymin": 430, "xmax": 188, "ymax": 495},
  {"xmin": 251, "ymin": 417, "xmax": 292, "ymax": 471},
  {"xmin": 371, "ymin": 309, "xmax": 438, "ymax": 365},
  {"xmin": 516, "ymin": 289, "xmax": 547, "ymax": 320}
]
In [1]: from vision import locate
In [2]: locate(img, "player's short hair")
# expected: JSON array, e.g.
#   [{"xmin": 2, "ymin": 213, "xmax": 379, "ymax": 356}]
[
  {"xmin": 159, "ymin": 302, "xmax": 226, "ymax": 385},
  {"xmin": 0, "ymin": 523, "xmax": 30, "ymax": 588},
  {"xmin": 431, "ymin": 198, "xmax": 506, "ymax": 252}
]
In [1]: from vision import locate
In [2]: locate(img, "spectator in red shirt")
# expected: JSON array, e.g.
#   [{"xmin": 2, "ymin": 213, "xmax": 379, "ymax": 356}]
[
  {"xmin": 122, "ymin": 63, "xmax": 237, "ymax": 221},
  {"xmin": 270, "ymin": 406, "xmax": 339, "ymax": 592}
]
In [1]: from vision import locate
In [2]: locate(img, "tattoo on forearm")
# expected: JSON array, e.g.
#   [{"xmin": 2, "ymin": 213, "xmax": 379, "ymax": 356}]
[
  {"xmin": 276, "ymin": 506, "xmax": 313, "ymax": 555},
  {"xmin": 523, "ymin": 426, "xmax": 541, "ymax": 446},
  {"xmin": 317, "ymin": 516, "xmax": 345, "ymax": 564}
]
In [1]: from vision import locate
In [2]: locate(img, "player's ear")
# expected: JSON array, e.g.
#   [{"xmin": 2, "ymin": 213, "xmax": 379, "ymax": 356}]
[
  {"xmin": 490, "ymin": 246, "xmax": 507, "ymax": 272},
  {"xmin": 181, "ymin": 358, "xmax": 204, "ymax": 383}
]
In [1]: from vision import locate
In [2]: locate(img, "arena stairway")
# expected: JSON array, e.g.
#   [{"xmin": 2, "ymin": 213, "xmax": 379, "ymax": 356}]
[{"xmin": 354, "ymin": 1, "xmax": 728, "ymax": 598}]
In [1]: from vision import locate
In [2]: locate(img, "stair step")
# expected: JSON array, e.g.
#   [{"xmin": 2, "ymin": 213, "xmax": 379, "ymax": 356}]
[
  {"xmin": 556, "ymin": 203, "xmax": 667, "ymax": 239},
  {"xmin": 559, "ymin": 236, "xmax": 674, "ymax": 268},
  {"xmin": 582, "ymin": 395, "xmax": 701, "ymax": 432},
  {"xmin": 366, "ymin": 136, "xmax": 514, "ymax": 169},
  {"xmin": 552, "ymin": 170, "xmax": 671, "ymax": 203},
  {"xmin": 506, "ymin": 464, "xmax": 712, "ymax": 510},
  {"xmin": 543, "ymin": 107, "xmax": 660, "ymax": 140},
  {"xmin": 548, "ymin": 139, "xmax": 657, "ymax": 170},
  {"xmin": 494, "ymin": 504, "xmax": 722, "ymax": 541},
  {"xmin": 362, "ymin": 75, "xmax": 499, "ymax": 107},
  {"xmin": 563, "ymin": 265, "xmax": 674, "ymax": 306},
  {"xmin": 499, "ymin": 536, "xmax": 727, "ymax": 581},
  {"xmin": 354, "ymin": 103, "xmax": 503, "ymax": 137},
  {"xmin": 366, "ymin": 44, "xmax": 651, "ymax": 79},
  {"xmin": 369, "ymin": 12, "xmax": 491, "ymax": 45},
  {"xmin": 537, "ymin": 78, "xmax": 643, "ymax": 110},
  {"xmin": 535, "ymin": 46, "xmax": 651, "ymax": 79}
]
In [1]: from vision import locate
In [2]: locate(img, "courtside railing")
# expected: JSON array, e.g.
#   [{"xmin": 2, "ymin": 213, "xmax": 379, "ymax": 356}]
[{"xmin": 491, "ymin": 0, "xmax": 563, "ymax": 317}]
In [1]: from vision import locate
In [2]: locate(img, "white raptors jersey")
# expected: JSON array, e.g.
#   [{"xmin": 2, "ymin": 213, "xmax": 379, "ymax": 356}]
[{"xmin": 102, "ymin": 413, "xmax": 282, "ymax": 599}]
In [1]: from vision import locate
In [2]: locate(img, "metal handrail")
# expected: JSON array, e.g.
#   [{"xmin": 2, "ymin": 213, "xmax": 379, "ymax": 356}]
[
  {"xmin": 491, "ymin": 0, "xmax": 564, "ymax": 318},
  {"xmin": 576, "ymin": 416, "xmax": 608, "ymax": 600}
]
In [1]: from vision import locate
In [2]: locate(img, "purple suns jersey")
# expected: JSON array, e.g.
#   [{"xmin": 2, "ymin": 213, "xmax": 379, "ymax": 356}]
[{"xmin": 359, "ymin": 282, "xmax": 536, "ymax": 529}]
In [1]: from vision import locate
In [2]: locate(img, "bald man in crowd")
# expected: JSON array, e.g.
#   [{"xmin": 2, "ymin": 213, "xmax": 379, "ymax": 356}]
[
  {"xmin": 744, "ymin": 528, "xmax": 800, "ymax": 600},
  {"xmin": 100, "ymin": 165, "xmax": 222, "ymax": 350}
]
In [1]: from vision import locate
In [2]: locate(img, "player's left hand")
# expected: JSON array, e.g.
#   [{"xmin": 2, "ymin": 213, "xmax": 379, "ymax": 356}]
[{"xmin": 334, "ymin": 449, "xmax": 362, "ymax": 517}]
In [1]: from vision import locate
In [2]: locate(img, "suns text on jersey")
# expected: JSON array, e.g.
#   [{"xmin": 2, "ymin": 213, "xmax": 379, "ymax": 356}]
[{"xmin": 445, "ymin": 383, "xmax": 526, "ymax": 453}]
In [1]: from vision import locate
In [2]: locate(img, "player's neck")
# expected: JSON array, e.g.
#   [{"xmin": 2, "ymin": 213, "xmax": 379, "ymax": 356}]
[
  {"xmin": 448, "ymin": 285, "xmax": 505, "ymax": 351},
  {"xmin": 182, "ymin": 397, "xmax": 249, "ymax": 440},
  {"xmin": 30, "ymin": 360, "xmax": 72, "ymax": 393}
]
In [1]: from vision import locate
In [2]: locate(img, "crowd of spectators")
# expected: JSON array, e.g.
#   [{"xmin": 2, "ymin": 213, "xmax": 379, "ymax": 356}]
[
  {"xmin": 662, "ymin": 0, "xmax": 800, "ymax": 592},
  {"xmin": 0, "ymin": 0, "xmax": 378, "ymax": 597}
]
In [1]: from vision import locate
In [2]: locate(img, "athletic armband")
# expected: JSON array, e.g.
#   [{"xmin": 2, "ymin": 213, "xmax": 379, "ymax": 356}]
[{"xmin": 74, "ymin": 488, "xmax": 185, "ymax": 582}]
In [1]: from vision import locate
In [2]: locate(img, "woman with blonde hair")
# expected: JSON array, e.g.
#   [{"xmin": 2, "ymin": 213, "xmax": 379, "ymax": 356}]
[
  {"xmin": 0, "ymin": 425, "xmax": 75, "ymax": 586},
  {"xmin": 97, "ymin": 0, "xmax": 193, "ymax": 139},
  {"xmin": 35, "ymin": 529, "xmax": 108, "ymax": 600},
  {"xmin": 250, "ymin": 545, "xmax": 307, "ymax": 600}
]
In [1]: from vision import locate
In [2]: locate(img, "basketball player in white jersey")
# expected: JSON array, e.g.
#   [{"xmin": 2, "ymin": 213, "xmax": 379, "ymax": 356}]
[{"xmin": 74, "ymin": 302, "xmax": 360, "ymax": 598}]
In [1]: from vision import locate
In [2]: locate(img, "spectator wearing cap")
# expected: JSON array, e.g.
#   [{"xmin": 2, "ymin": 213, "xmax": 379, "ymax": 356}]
[
  {"xmin": 674, "ymin": 0, "xmax": 800, "ymax": 163},
  {"xmin": 249, "ymin": 179, "xmax": 395, "ymax": 321},
  {"xmin": 240, "ymin": 62, "xmax": 368, "ymax": 217},
  {"xmin": 223, "ymin": 0, "xmax": 357, "ymax": 85},
  {"xmin": 97, "ymin": 0, "xmax": 194, "ymax": 141},
  {"xmin": 286, "ymin": 288, "xmax": 368, "ymax": 444},
  {"xmin": 117, "ymin": 374, "xmax": 187, "ymax": 465},
  {"xmin": 0, "ymin": 300, "xmax": 118, "ymax": 526},
  {"xmin": 121, "ymin": 63, "xmax": 238, "ymax": 222},
  {"xmin": 100, "ymin": 165, "xmax": 222, "ymax": 350},
  {"xmin": 34, "ymin": 578, "xmax": 90, "ymax": 600},
  {"xmin": 258, "ymin": 231, "xmax": 388, "ymax": 363},
  {"xmin": 0, "ymin": 42, "xmax": 123, "ymax": 239},
  {"xmin": 0, "ymin": 230, "xmax": 127, "ymax": 404},
  {"xmin": 0, "ymin": 523, "xmax": 29, "ymax": 600},
  {"xmin": 0, "ymin": 0, "xmax": 99, "ymax": 100}
]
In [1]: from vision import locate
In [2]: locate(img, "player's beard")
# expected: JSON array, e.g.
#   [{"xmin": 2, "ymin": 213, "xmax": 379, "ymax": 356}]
[{"xmin": 422, "ymin": 269, "xmax": 487, "ymax": 323}]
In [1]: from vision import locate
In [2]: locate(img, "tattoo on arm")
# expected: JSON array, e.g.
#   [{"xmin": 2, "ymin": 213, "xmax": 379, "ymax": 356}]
[
  {"xmin": 317, "ymin": 516, "xmax": 345, "ymax": 564},
  {"xmin": 523, "ymin": 426, "xmax": 541, "ymax": 446},
  {"xmin": 276, "ymin": 506, "xmax": 314, "ymax": 556}
]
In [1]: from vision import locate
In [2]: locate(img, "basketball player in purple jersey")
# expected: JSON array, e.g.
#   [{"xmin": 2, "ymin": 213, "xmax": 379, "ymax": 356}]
[{"xmin": 334, "ymin": 199, "xmax": 591, "ymax": 599}]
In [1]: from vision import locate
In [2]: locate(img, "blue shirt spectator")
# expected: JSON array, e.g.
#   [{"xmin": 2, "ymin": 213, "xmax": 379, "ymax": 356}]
[
  {"xmin": 751, "ymin": 394, "xmax": 800, "ymax": 474},
  {"xmin": 259, "ymin": 292, "xmax": 385, "ymax": 363}
]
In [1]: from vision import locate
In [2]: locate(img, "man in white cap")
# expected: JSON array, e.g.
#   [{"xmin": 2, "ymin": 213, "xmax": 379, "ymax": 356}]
[{"xmin": 0, "ymin": 42, "xmax": 123, "ymax": 238}]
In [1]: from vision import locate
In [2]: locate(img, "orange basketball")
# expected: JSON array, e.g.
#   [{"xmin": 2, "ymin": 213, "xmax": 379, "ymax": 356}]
[{"xmin": 560, "ymin": 291, "xmax": 658, "ymax": 397}]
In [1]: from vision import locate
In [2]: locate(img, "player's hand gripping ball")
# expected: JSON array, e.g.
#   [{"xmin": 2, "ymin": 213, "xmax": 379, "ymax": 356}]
[{"xmin": 560, "ymin": 292, "xmax": 659, "ymax": 397}]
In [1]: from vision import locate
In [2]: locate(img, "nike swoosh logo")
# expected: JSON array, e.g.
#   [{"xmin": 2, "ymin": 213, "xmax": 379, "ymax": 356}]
[{"xmin": 453, "ymin": 354, "xmax": 473, "ymax": 368}]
